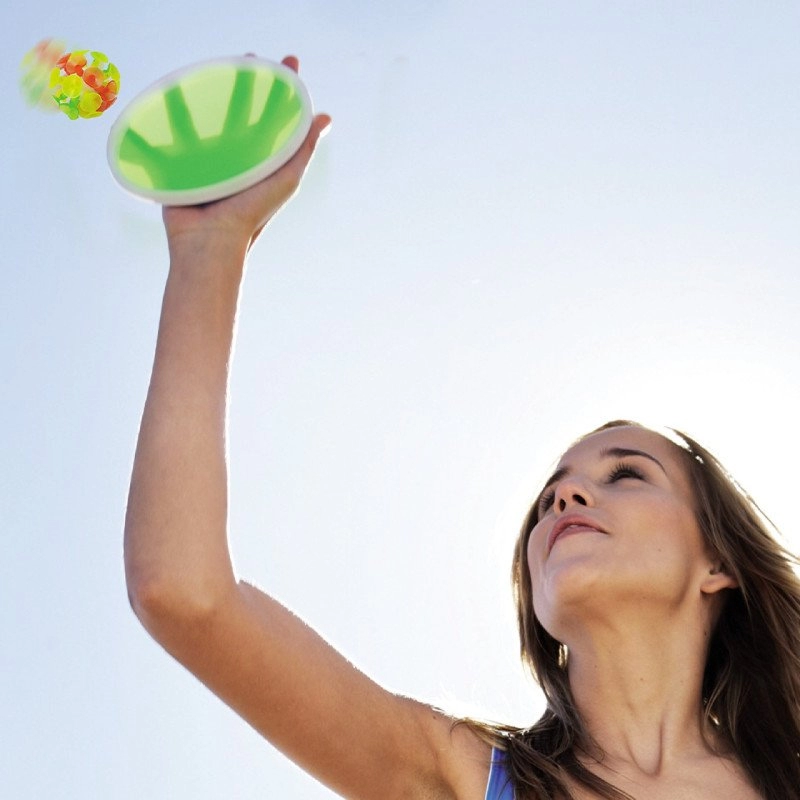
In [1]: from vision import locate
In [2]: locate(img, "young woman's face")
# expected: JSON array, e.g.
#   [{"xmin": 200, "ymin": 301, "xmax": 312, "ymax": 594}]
[{"xmin": 527, "ymin": 426, "xmax": 720, "ymax": 639}]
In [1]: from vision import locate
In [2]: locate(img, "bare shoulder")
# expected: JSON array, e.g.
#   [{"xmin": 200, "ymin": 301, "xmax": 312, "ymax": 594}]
[{"xmin": 409, "ymin": 701, "xmax": 494, "ymax": 799}]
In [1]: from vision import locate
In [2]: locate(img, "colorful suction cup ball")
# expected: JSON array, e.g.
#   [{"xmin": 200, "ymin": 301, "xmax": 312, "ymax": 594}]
[{"xmin": 50, "ymin": 50, "xmax": 120, "ymax": 120}]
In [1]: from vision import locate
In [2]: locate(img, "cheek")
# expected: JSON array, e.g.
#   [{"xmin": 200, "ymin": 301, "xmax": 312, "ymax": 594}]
[
  {"xmin": 625, "ymin": 500, "xmax": 706, "ymax": 570},
  {"xmin": 525, "ymin": 537, "xmax": 536, "ymax": 589},
  {"xmin": 526, "ymin": 528, "xmax": 547, "ymax": 609},
  {"xmin": 526, "ymin": 525, "xmax": 545, "ymax": 577},
  {"xmin": 673, "ymin": 509, "xmax": 707, "ymax": 563}
]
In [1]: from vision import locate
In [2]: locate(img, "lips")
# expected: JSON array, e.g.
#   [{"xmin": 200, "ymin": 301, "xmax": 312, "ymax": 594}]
[{"xmin": 547, "ymin": 513, "xmax": 607, "ymax": 553}]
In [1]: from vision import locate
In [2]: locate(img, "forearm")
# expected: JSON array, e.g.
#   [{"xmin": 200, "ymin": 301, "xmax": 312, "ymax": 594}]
[
  {"xmin": 123, "ymin": 87, "xmax": 329, "ymax": 625},
  {"xmin": 124, "ymin": 237, "xmax": 248, "ymax": 619}
]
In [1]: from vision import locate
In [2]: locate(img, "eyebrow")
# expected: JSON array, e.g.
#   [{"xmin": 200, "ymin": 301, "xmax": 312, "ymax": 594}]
[
  {"xmin": 600, "ymin": 447, "xmax": 667, "ymax": 474},
  {"xmin": 538, "ymin": 447, "xmax": 667, "ymax": 498}
]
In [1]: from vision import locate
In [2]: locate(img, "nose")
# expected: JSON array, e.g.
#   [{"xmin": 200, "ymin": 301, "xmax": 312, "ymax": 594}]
[{"xmin": 553, "ymin": 475, "xmax": 593, "ymax": 512}]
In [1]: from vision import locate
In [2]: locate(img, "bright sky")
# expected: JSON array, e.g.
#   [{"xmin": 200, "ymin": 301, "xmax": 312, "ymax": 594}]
[{"xmin": 3, "ymin": 2, "xmax": 799, "ymax": 798}]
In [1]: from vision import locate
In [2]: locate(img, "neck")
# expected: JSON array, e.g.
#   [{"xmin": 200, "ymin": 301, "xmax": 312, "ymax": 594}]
[{"xmin": 564, "ymin": 609, "xmax": 719, "ymax": 776}]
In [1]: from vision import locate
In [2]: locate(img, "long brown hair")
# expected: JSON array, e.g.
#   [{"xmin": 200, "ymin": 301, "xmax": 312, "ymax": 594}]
[{"xmin": 461, "ymin": 421, "xmax": 800, "ymax": 799}]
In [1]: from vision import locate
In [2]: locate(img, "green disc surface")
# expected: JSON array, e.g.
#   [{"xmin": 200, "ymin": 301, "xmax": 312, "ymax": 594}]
[{"xmin": 107, "ymin": 57, "xmax": 313, "ymax": 205}]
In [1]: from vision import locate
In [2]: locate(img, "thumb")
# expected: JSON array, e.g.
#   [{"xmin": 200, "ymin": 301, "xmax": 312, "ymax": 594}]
[
  {"xmin": 290, "ymin": 113, "xmax": 332, "ymax": 174},
  {"xmin": 265, "ymin": 112, "xmax": 331, "ymax": 199}
]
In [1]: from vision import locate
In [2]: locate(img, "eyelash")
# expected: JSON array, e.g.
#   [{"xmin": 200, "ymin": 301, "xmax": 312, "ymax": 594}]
[{"xmin": 536, "ymin": 461, "xmax": 646, "ymax": 515}]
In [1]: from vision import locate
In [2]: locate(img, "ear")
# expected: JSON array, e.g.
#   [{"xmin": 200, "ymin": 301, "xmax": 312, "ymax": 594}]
[{"xmin": 700, "ymin": 562, "xmax": 739, "ymax": 594}]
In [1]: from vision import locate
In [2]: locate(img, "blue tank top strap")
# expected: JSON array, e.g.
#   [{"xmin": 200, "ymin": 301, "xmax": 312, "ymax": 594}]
[{"xmin": 485, "ymin": 745, "xmax": 515, "ymax": 800}]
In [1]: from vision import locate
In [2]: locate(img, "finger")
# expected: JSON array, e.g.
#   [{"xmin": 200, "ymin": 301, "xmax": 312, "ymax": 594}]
[
  {"xmin": 281, "ymin": 55, "xmax": 299, "ymax": 72},
  {"xmin": 291, "ymin": 114, "xmax": 331, "ymax": 170},
  {"xmin": 312, "ymin": 113, "xmax": 332, "ymax": 137},
  {"xmin": 245, "ymin": 113, "xmax": 331, "ymax": 246},
  {"xmin": 247, "ymin": 113, "xmax": 330, "ymax": 216},
  {"xmin": 249, "ymin": 222, "xmax": 267, "ymax": 249}
]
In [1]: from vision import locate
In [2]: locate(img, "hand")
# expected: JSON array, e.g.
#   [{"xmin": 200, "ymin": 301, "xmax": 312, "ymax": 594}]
[{"xmin": 162, "ymin": 55, "xmax": 331, "ymax": 256}]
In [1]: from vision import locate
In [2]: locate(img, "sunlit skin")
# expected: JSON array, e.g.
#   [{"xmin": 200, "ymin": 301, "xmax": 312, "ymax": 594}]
[
  {"xmin": 526, "ymin": 426, "xmax": 757, "ymax": 797},
  {"xmin": 529, "ymin": 426, "xmax": 716, "ymax": 636},
  {"xmin": 126, "ymin": 54, "xmax": 764, "ymax": 798}
]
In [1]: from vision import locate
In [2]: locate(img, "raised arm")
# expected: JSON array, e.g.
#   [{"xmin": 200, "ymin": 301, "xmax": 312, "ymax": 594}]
[{"xmin": 123, "ymin": 56, "xmax": 489, "ymax": 800}]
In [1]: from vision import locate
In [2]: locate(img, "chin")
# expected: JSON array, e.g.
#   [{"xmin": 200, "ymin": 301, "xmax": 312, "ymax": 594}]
[{"xmin": 532, "ymin": 561, "xmax": 608, "ymax": 637}]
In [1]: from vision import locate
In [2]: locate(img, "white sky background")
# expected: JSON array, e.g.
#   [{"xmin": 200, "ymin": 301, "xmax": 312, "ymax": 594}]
[{"xmin": 2, "ymin": 1, "xmax": 799, "ymax": 797}]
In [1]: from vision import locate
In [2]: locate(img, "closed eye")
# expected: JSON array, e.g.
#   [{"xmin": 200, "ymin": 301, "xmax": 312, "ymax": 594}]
[
  {"xmin": 537, "ymin": 488, "xmax": 556, "ymax": 516},
  {"xmin": 535, "ymin": 461, "xmax": 645, "ymax": 517},
  {"xmin": 608, "ymin": 462, "xmax": 645, "ymax": 483}
]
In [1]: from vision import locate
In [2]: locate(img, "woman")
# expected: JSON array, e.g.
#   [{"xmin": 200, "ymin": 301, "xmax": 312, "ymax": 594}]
[
  {"xmin": 466, "ymin": 420, "xmax": 800, "ymax": 799},
  {"xmin": 124, "ymin": 56, "xmax": 800, "ymax": 799}
]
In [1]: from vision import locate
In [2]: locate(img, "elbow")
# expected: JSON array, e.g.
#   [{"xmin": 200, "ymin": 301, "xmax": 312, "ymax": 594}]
[
  {"xmin": 125, "ymin": 567, "xmax": 228, "ymax": 636},
  {"xmin": 125, "ymin": 572, "xmax": 238, "ymax": 667},
  {"xmin": 125, "ymin": 570, "xmax": 180, "ymax": 634},
  {"xmin": 123, "ymin": 519, "xmax": 237, "ymax": 637},
  {"xmin": 126, "ymin": 572, "xmax": 173, "ymax": 624}
]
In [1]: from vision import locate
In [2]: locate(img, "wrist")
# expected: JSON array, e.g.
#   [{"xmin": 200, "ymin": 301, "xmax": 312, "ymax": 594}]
[
  {"xmin": 164, "ymin": 233, "xmax": 249, "ymax": 323},
  {"xmin": 167, "ymin": 226, "xmax": 250, "ymax": 267}
]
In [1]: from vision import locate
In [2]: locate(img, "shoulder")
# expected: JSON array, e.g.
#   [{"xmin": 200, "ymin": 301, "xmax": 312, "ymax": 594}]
[{"xmin": 413, "ymin": 705, "xmax": 495, "ymax": 799}]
